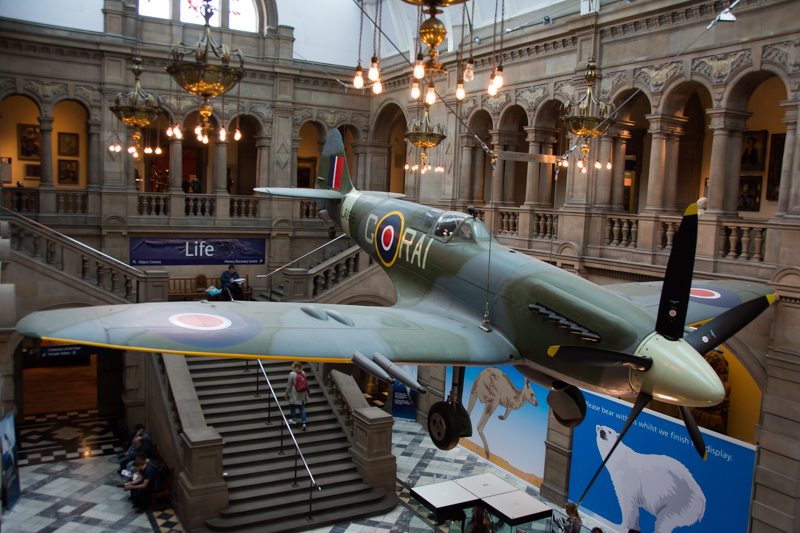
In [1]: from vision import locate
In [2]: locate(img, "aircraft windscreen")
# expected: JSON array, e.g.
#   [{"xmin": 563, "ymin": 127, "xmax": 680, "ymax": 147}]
[
  {"xmin": 470, "ymin": 219, "xmax": 492, "ymax": 241},
  {"xmin": 433, "ymin": 212, "xmax": 469, "ymax": 239}
]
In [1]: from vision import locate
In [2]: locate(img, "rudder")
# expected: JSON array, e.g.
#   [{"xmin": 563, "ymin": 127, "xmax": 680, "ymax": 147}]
[{"xmin": 317, "ymin": 129, "xmax": 354, "ymax": 195}]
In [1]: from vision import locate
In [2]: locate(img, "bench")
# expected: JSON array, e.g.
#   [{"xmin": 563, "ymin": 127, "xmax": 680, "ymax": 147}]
[
  {"xmin": 151, "ymin": 446, "xmax": 175, "ymax": 512},
  {"xmin": 168, "ymin": 273, "xmax": 252, "ymax": 300}
]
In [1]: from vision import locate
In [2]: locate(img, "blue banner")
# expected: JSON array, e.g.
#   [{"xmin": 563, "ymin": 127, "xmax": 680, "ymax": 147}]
[
  {"xmin": 2, "ymin": 413, "xmax": 21, "ymax": 510},
  {"xmin": 130, "ymin": 238, "xmax": 265, "ymax": 266},
  {"xmin": 568, "ymin": 392, "xmax": 756, "ymax": 533}
]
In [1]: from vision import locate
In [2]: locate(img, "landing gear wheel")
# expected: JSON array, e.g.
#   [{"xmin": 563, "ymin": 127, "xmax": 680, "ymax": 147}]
[
  {"xmin": 548, "ymin": 386, "xmax": 587, "ymax": 429},
  {"xmin": 428, "ymin": 401, "xmax": 461, "ymax": 450}
]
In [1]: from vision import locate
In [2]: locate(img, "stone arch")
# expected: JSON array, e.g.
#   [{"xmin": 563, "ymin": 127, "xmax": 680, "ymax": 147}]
[
  {"xmin": 723, "ymin": 69, "xmax": 787, "ymax": 111},
  {"xmin": 532, "ymin": 98, "xmax": 565, "ymax": 128},
  {"xmin": 255, "ymin": 0, "xmax": 278, "ymax": 32},
  {"xmin": 371, "ymin": 101, "xmax": 408, "ymax": 193},
  {"xmin": 659, "ymin": 80, "xmax": 711, "ymax": 117}
]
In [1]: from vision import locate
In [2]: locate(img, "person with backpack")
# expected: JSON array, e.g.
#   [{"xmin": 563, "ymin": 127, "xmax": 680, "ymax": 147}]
[
  {"xmin": 124, "ymin": 457, "xmax": 164, "ymax": 511},
  {"xmin": 285, "ymin": 361, "xmax": 310, "ymax": 430}
]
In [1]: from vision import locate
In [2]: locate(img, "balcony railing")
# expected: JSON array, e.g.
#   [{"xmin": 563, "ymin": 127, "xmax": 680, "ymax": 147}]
[{"xmin": 718, "ymin": 223, "xmax": 767, "ymax": 262}]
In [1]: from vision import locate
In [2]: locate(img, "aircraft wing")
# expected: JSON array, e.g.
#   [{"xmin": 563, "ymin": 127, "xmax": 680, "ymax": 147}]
[
  {"xmin": 605, "ymin": 279, "xmax": 775, "ymax": 326},
  {"xmin": 16, "ymin": 301, "xmax": 519, "ymax": 366}
]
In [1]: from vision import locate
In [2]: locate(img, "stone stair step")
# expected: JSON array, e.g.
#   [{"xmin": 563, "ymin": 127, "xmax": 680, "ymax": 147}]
[
  {"xmin": 221, "ymin": 440, "xmax": 351, "ymax": 467},
  {"xmin": 226, "ymin": 471, "xmax": 366, "ymax": 506},
  {"xmin": 223, "ymin": 453, "xmax": 354, "ymax": 483}
]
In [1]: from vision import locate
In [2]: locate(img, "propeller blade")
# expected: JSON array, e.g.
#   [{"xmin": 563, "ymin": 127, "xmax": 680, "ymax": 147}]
[
  {"xmin": 577, "ymin": 392, "xmax": 652, "ymax": 507},
  {"xmin": 655, "ymin": 204, "xmax": 698, "ymax": 340},
  {"xmin": 684, "ymin": 293, "xmax": 777, "ymax": 355},
  {"xmin": 680, "ymin": 405, "xmax": 708, "ymax": 460},
  {"xmin": 548, "ymin": 345, "xmax": 652, "ymax": 372}
]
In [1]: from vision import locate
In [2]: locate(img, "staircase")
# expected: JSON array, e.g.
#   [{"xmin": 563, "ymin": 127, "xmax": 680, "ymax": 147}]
[{"xmin": 186, "ymin": 356, "xmax": 396, "ymax": 533}]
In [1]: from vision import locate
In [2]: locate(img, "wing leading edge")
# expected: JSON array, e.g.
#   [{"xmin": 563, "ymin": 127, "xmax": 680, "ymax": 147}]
[{"xmin": 16, "ymin": 301, "xmax": 519, "ymax": 366}]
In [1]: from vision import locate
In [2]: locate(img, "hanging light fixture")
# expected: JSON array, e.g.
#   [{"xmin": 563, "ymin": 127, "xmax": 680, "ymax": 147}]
[
  {"xmin": 560, "ymin": 60, "xmax": 615, "ymax": 169},
  {"xmin": 110, "ymin": 57, "xmax": 161, "ymax": 158},
  {"xmin": 406, "ymin": 103, "xmax": 446, "ymax": 170},
  {"xmin": 166, "ymin": 0, "xmax": 245, "ymax": 144},
  {"xmin": 353, "ymin": 5, "xmax": 365, "ymax": 89}
]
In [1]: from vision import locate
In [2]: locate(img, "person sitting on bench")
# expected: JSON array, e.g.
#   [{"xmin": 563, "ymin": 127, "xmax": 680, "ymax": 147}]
[{"xmin": 220, "ymin": 264, "xmax": 243, "ymax": 300}]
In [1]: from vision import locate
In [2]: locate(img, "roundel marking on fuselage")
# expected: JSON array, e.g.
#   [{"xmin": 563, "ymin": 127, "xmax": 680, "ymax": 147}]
[{"xmin": 375, "ymin": 211, "xmax": 404, "ymax": 267}]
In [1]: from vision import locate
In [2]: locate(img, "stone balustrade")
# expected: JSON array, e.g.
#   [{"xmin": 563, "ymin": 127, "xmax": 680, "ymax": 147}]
[
  {"xmin": 57, "ymin": 191, "xmax": 89, "ymax": 215},
  {"xmin": 229, "ymin": 196, "xmax": 259, "ymax": 218},
  {"xmin": 2, "ymin": 187, "xmax": 39, "ymax": 217},
  {"xmin": 138, "ymin": 193, "xmax": 170, "ymax": 216},
  {"xmin": 533, "ymin": 212, "xmax": 558, "ymax": 240},
  {"xmin": 299, "ymin": 200, "xmax": 318, "ymax": 219},
  {"xmin": 605, "ymin": 217, "xmax": 640, "ymax": 248},
  {"xmin": 498, "ymin": 209, "xmax": 519, "ymax": 235},
  {"xmin": 718, "ymin": 223, "xmax": 768, "ymax": 262}
]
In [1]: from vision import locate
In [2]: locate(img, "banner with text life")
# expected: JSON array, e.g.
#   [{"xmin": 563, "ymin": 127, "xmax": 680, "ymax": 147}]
[{"xmin": 130, "ymin": 238, "xmax": 265, "ymax": 266}]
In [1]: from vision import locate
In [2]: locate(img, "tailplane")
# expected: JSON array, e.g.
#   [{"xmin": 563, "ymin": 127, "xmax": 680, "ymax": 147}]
[{"xmin": 254, "ymin": 129, "xmax": 353, "ymax": 199}]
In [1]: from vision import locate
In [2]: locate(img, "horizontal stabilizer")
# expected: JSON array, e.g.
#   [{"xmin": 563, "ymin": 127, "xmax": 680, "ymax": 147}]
[
  {"xmin": 352, "ymin": 351, "xmax": 393, "ymax": 383},
  {"xmin": 372, "ymin": 352, "xmax": 426, "ymax": 393},
  {"xmin": 254, "ymin": 187, "xmax": 343, "ymax": 200}
]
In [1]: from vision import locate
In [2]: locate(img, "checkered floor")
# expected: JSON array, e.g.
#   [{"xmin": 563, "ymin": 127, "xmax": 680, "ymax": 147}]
[{"xmin": 3, "ymin": 414, "xmax": 608, "ymax": 533}]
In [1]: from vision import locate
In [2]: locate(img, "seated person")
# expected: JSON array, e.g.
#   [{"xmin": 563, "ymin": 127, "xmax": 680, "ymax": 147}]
[
  {"xmin": 118, "ymin": 436, "xmax": 153, "ymax": 470},
  {"xmin": 124, "ymin": 457, "xmax": 164, "ymax": 511},
  {"xmin": 221, "ymin": 264, "xmax": 243, "ymax": 300},
  {"xmin": 128, "ymin": 423, "xmax": 149, "ymax": 445}
]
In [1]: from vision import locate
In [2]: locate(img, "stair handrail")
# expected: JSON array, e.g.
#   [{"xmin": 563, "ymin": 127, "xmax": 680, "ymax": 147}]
[
  {"xmin": 0, "ymin": 206, "xmax": 144, "ymax": 277},
  {"xmin": 255, "ymin": 359, "xmax": 321, "ymax": 520}
]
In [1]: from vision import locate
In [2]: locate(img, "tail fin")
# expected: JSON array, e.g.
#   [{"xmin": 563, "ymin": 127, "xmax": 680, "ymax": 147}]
[{"xmin": 317, "ymin": 129, "xmax": 354, "ymax": 195}]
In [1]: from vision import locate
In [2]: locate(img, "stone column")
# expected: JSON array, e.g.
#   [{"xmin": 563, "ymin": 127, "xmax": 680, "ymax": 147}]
[
  {"xmin": 291, "ymin": 137, "xmax": 300, "ymax": 188},
  {"xmin": 213, "ymin": 139, "xmax": 228, "ymax": 193},
  {"xmin": 458, "ymin": 135, "xmax": 473, "ymax": 204},
  {"xmin": 610, "ymin": 126, "xmax": 631, "ymax": 211},
  {"xmin": 594, "ymin": 134, "xmax": 613, "ymax": 209},
  {"xmin": 472, "ymin": 142, "xmax": 486, "ymax": 204},
  {"xmin": 255, "ymin": 134, "xmax": 270, "ymax": 188},
  {"xmin": 705, "ymin": 109, "xmax": 751, "ymax": 216},
  {"xmin": 662, "ymin": 130, "xmax": 683, "ymax": 213},
  {"xmin": 169, "ymin": 134, "xmax": 183, "ymax": 192},
  {"xmin": 643, "ymin": 116, "xmax": 667, "ymax": 213},
  {"xmin": 86, "ymin": 119, "xmax": 102, "ymax": 190},
  {"xmin": 523, "ymin": 127, "xmax": 541, "ymax": 206},
  {"xmin": 38, "ymin": 115, "xmax": 55, "ymax": 188},
  {"xmin": 788, "ymin": 103, "xmax": 800, "ymax": 215},
  {"xmin": 539, "ymin": 139, "xmax": 556, "ymax": 207},
  {"xmin": 776, "ymin": 101, "xmax": 797, "ymax": 217}
]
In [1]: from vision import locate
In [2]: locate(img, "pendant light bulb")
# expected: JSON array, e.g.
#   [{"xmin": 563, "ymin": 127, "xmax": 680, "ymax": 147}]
[
  {"xmin": 194, "ymin": 125, "xmax": 201, "ymax": 135},
  {"xmin": 413, "ymin": 52, "xmax": 425, "ymax": 79},
  {"xmin": 456, "ymin": 81, "xmax": 465, "ymax": 100},
  {"xmin": 368, "ymin": 56, "xmax": 379, "ymax": 81},
  {"xmin": 166, "ymin": 127, "xmax": 173, "ymax": 137},
  {"xmin": 234, "ymin": 129, "xmax": 242, "ymax": 141},
  {"xmin": 607, "ymin": 161, "xmax": 612, "ymax": 170},
  {"xmin": 494, "ymin": 65, "xmax": 504, "ymax": 88},
  {"xmin": 411, "ymin": 80, "xmax": 420, "ymax": 99},
  {"xmin": 372, "ymin": 79, "xmax": 383, "ymax": 94},
  {"xmin": 595, "ymin": 160, "xmax": 601, "ymax": 169},
  {"xmin": 174, "ymin": 128, "xmax": 182, "ymax": 140},
  {"xmin": 487, "ymin": 79, "xmax": 498, "ymax": 96},
  {"xmin": 464, "ymin": 56, "xmax": 475, "ymax": 82},
  {"xmin": 220, "ymin": 127, "xmax": 227, "ymax": 142},
  {"xmin": 425, "ymin": 85, "xmax": 436, "ymax": 105},
  {"xmin": 155, "ymin": 147, "xmax": 162, "ymax": 155},
  {"xmin": 353, "ymin": 64, "xmax": 364, "ymax": 89},
  {"xmin": 202, "ymin": 135, "xmax": 209, "ymax": 144}
]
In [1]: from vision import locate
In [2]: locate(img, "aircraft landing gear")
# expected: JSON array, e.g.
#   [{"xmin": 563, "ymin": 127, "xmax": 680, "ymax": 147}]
[
  {"xmin": 428, "ymin": 401, "xmax": 461, "ymax": 450},
  {"xmin": 547, "ymin": 385, "xmax": 586, "ymax": 428}
]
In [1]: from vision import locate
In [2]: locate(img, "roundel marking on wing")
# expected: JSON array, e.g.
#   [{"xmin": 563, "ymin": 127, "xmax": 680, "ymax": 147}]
[
  {"xmin": 143, "ymin": 307, "xmax": 263, "ymax": 348},
  {"xmin": 375, "ymin": 211, "xmax": 404, "ymax": 267},
  {"xmin": 169, "ymin": 313, "xmax": 232, "ymax": 331},
  {"xmin": 688, "ymin": 286, "xmax": 741, "ymax": 308},
  {"xmin": 690, "ymin": 288, "xmax": 721, "ymax": 299}
]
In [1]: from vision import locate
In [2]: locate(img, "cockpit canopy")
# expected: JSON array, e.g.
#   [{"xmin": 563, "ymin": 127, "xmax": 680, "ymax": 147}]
[{"xmin": 421, "ymin": 210, "xmax": 492, "ymax": 243}]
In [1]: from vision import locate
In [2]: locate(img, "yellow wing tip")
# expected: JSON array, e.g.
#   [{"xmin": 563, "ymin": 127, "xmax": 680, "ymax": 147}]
[
  {"xmin": 685, "ymin": 203, "xmax": 698, "ymax": 217},
  {"xmin": 547, "ymin": 346, "xmax": 560, "ymax": 357},
  {"xmin": 767, "ymin": 292, "xmax": 778, "ymax": 305},
  {"xmin": 702, "ymin": 451, "xmax": 708, "ymax": 461}
]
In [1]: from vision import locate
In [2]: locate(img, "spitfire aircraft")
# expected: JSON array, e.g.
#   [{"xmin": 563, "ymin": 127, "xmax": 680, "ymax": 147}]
[{"xmin": 17, "ymin": 130, "xmax": 775, "ymax": 494}]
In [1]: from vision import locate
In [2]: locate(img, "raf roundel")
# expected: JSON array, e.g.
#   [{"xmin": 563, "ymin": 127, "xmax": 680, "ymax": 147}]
[
  {"xmin": 689, "ymin": 288, "xmax": 721, "ymax": 299},
  {"xmin": 169, "ymin": 313, "xmax": 232, "ymax": 331},
  {"xmin": 375, "ymin": 211, "xmax": 404, "ymax": 267}
]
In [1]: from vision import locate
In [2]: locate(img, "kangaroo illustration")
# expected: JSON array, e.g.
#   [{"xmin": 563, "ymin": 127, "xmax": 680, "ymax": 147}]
[{"xmin": 467, "ymin": 368, "xmax": 538, "ymax": 459}]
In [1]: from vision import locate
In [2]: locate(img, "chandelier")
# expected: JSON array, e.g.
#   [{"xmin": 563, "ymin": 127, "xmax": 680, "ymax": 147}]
[
  {"xmin": 406, "ymin": 104, "xmax": 446, "ymax": 170},
  {"xmin": 109, "ymin": 57, "xmax": 160, "ymax": 159},
  {"xmin": 166, "ymin": 0, "xmax": 245, "ymax": 144},
  {"xmin": 560, "ymin": 60, "xmax": 614, "ymax": 172}
]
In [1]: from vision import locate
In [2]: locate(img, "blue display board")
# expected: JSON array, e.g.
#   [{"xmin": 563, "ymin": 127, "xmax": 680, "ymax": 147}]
[
  {"xmin": 568, "ymin": 392, "xmax": 756, "ymax": 533},
  {"xmin": 448, "ymin": 366, "xmax": 550, "ymax": 486},
  {"xmin": 2, "ymin": 413, "xmax": 20, "ymax": 510},
  {"xmin": 130, "ymin": 238, "xmax": 265, "ymax": 266}
]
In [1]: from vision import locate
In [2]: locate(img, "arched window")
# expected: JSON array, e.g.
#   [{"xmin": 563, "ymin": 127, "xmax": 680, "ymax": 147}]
[
  {"xmin": 181, "ymin": 0, "xmax": 221, "ymax": 26},
  {"xmin": 229, "ymin": 0, "xmax": 257, "ymax": 33},
  {"xmin": 138, "ymin": 0, "xmax": 170, "ymax": 19}
]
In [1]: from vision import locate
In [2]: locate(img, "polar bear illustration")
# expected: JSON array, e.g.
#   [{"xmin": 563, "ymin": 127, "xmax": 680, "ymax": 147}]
[{"xmin": 595, "ymin": 425, "xmax": 705, "ymax": 533}]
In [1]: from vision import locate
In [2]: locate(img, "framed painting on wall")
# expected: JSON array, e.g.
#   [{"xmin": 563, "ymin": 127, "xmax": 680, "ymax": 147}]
[
  {"xmin": 58, "ymin": 132, "xmax": 79, "ymax": 156},
  {"xmin": 18, "ymin": 124, "xmax": 42, "ymax": 160},
  {"xmin": 766, "ymin": 133, "xmax": 785, "ymax": 201},
  {"xmin": 740, "ymin": 130, "xmax": 768, "ymax": 171},
  {"xmin": 737, "ymin": 175, "xmax": 762, "ymax": 212},
  {"xmin": 57, "ymin": 159, "xmax": 79, "ymax": 185}
]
